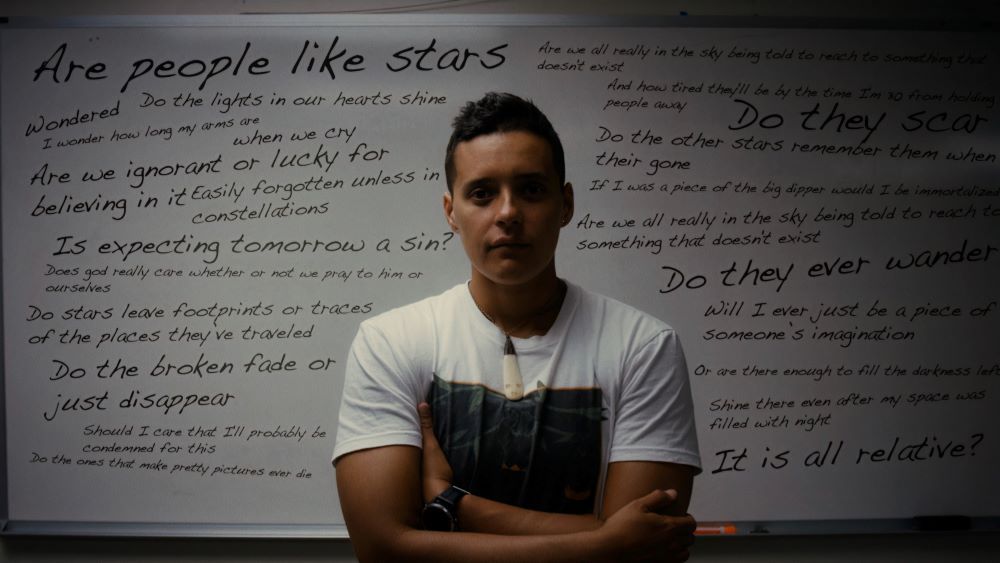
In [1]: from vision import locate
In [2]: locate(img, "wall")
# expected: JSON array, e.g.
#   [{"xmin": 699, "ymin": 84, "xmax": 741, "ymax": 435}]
[{"xmin": 2, "ymin": 1, "xmax": 999, "ymax": 561}]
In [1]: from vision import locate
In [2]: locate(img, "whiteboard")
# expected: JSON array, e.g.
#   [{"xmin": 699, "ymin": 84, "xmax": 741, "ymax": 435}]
[{"xmin": 1, "ymin": 16, "xmax": 998, "ymax": 536}]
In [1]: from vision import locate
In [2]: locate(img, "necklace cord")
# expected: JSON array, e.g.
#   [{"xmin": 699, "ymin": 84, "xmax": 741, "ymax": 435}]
[{"xmin": 469, "ymin": 280, "xmax": 567, "ymax": 338}]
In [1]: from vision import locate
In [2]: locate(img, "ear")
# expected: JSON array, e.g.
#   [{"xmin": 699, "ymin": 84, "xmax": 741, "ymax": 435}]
[
  {"xmin": 560, "ymin": 183, "xmax": 574, "ymax": 227},
  {"xmin": 443, "ymin": 191, "xmax": 458, "ymax": 231}
]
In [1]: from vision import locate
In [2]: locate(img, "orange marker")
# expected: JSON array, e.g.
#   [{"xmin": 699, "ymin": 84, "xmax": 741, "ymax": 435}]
[{"xmin": 695, "ymin": 524, "xmax": 737, "ymax": 535}]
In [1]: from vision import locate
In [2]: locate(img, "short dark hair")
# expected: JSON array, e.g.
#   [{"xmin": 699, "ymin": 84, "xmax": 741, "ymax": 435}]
[{"xmin": 444, "ymin": 92, "xmax": 565, "ymax": 191}]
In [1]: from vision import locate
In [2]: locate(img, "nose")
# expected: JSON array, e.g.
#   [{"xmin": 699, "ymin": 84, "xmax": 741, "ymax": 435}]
[{"xmin": 495, "ymin": 188, "xmax": 522, "ymax": 226}]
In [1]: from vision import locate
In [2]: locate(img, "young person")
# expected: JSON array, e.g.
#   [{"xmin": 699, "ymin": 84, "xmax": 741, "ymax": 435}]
[{"xmin": 334, "ymin": 92, "xmax": 700, "ymax": 562}]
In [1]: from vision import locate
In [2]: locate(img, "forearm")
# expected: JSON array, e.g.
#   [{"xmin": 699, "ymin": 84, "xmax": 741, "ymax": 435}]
[
  {"xmin": 365, "ymin": 526, "xmax": 610, "ymax": 563},
  {"xmin": 340, "ymin": 446, "xmax": 613, "ymax": 562},
  {"xmin": 457, "ymin": 493, "xmax": 602, "ymax": 535},
  {"xmin": 357, "ymin": 491, "xmax": 695, "ymax": 563},
  {"xmin": 338, "ymin": 447, "xmax": 693, "ymax": 563}
]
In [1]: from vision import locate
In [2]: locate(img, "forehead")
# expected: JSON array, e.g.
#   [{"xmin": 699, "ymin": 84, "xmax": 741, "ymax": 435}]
[{"xmin": 451, "ymin": 130, "xmax": 558, "ymax": 186}]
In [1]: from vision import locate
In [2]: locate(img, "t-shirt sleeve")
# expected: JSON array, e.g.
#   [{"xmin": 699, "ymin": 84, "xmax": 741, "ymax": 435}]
[
  {"xmin": 332, "ymin": 319, "xmax": 424, "ymax": 462},
  {"xmin": 609, "ymin": 329, "xmax": 702, "ymax": 473}
]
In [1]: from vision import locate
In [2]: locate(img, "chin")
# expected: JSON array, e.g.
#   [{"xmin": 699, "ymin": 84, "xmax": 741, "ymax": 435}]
[
  {"xmin": 476, "ymin": 261, "xmax": 553, "ymax": 287},
  {"xmin": 489, "ymin": 273, "xmax": 538, "ymax": 286}
]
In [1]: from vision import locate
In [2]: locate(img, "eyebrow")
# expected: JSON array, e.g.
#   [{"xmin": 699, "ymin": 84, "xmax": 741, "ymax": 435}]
[
  {"xmin": 512, "ymin": 172, "xmax": 550, "ymax": 183},
  {"xmin": 463, "ymin": 172, "xmax": 551, "ymax": 190}
]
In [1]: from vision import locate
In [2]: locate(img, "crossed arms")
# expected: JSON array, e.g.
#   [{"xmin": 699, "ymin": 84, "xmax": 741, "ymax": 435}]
[{"xmin": 335, "ymin": 404, "xmax": 697, "ymax": 563}]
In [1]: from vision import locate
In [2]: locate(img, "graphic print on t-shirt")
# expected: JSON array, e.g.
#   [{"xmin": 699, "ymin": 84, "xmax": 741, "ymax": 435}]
[{"xmin": 427, "ymin": 374, "xmax": 604, "ymax": 514}]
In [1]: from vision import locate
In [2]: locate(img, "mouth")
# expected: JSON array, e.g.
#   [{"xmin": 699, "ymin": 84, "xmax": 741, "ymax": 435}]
[{"xmin": 488, "ymin": 240, "xmax": 530, "ymax": 251}]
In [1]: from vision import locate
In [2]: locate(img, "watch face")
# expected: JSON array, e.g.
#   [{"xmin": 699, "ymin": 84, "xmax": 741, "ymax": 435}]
[{"xmin": 421, "ymin": 502, "xmax": 456, "ymax": 531}]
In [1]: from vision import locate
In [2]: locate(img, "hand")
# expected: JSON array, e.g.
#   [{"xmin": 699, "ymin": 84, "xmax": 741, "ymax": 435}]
[
  {"xmin": 595, "ymin": 489, "xmax": 696, "ymax": 563},
  {"xmin": 418, "ymin": 401, "xmax": 454, "ymax": 503}
]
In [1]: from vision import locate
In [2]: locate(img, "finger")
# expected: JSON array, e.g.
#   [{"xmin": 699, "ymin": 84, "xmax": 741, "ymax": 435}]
[
  {"xmin": 417, "ymin": 402, "xmax": 443, "ymax": 452},
  {"xmin": 668, "ymin": 514, "xmax": 698, "ymax": 535},
  {"xmin": 638, "ymin": 489, "xmax": 675, "ymax": 513},
  {"xmin": 418, "ymin": 402, "xmax": 433, "ymax": 430}
]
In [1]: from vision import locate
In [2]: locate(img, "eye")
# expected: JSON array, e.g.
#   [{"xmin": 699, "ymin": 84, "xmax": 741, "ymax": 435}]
[
  {"xmin": 521, "ymin": 182, "xmax": 547, "ymax": 199},
  {"xmin": 467, "ymin": 187, "xmax": 494, "ymax": 203}
]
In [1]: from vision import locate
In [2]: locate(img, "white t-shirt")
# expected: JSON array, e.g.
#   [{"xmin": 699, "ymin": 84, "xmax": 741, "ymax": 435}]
[{"xmin": 334, "ymin": 281, "xmax": 700, "ymax": 515}]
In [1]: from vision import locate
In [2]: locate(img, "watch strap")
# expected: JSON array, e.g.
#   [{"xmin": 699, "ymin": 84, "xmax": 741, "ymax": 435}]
[
  {"xmin": 421, "ymin": 485, "xmax": 470, "ymax": 531},
  {"xmin": 435, "ymin": 485, "xmax": 470, "ymax": 512}
]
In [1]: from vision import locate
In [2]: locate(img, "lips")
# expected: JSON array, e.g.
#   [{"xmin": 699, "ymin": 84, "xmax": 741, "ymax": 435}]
[{"xmin": 488, "ymin": 238, "xmax": 530, "ymax": 250}]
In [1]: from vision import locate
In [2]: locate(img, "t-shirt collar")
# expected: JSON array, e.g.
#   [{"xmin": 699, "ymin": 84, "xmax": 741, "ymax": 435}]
[{"xmin": 460, "ymin": 279, "xmax": 580, "ymax": 352}]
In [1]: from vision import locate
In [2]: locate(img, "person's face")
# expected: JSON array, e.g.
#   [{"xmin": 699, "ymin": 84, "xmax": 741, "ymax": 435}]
[{"xmin": 444, "ymin": 130, "xmax": 573, "ymax": 287}]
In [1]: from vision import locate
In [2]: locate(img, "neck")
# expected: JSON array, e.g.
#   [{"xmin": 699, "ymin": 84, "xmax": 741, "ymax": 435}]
[{"xmin": 469, "ymin": 265, "xmax": 564, "ymax": 338}]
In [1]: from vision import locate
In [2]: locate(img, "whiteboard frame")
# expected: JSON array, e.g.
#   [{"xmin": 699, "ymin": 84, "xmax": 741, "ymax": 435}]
[
  {"xmin": 0, "ymin": 13, "xmax": 996, "ymax": 30},
  {"xmin": 1, "ymin": 12, "xmax": 998, "ymax": 539},
  {"xmin": 5, "ymin": 517, "xmax": 1000, "ymax": 538}
]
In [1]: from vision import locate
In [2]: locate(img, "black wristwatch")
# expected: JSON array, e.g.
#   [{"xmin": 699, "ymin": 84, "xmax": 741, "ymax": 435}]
[{"xmin": 421, "ymin": 485, "xmax": 470, "ymax": 531}]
